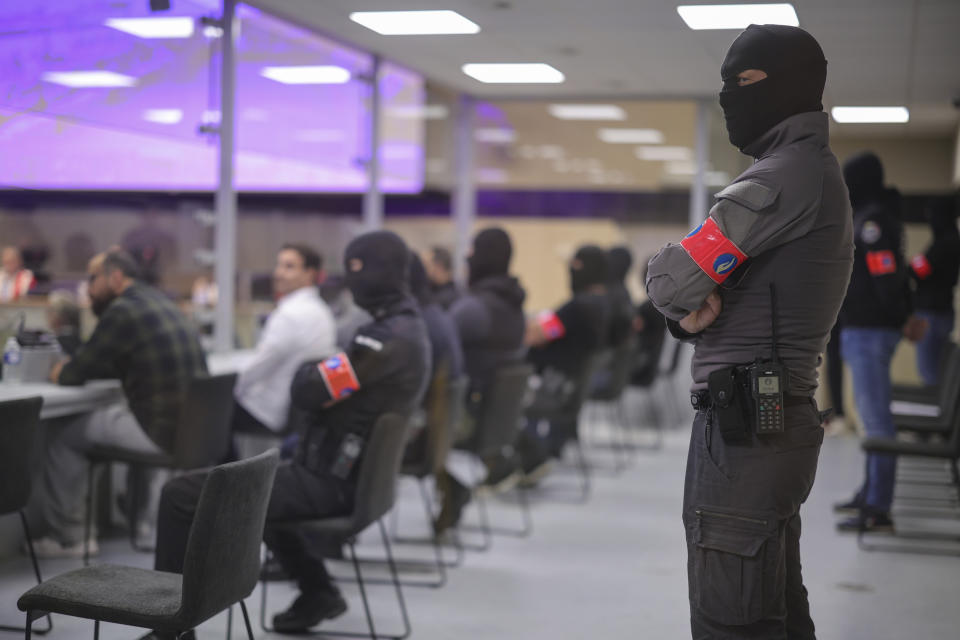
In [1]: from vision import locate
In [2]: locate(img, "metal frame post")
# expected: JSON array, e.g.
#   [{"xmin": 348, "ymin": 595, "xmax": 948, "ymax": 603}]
[
  {"xmin": 363, "ymin": 55, "xmax": 383, "ymax": 230},
  {"xmin": 689, "ymin": 99, "xmax": 711, "ymax": 228},
  {"xmin": 452, "ymin": 94, "xmax": 475, "ymax": 284},
  {"xmin": 213, "ymin": 0, "xmax": 237, "ymax": 352}
]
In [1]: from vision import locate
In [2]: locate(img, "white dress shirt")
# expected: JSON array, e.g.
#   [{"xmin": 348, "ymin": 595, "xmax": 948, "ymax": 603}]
[{"xmin": 234, "ymin": 286, "xmax": 336, "ymax": 431}]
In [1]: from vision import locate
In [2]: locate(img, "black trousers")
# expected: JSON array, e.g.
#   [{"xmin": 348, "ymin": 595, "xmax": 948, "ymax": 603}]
[
  {"xmin": 683, "ymin": 401, "xmax": 824, "ymax": 640},
  {"xmin": 155, "ymin": 461, "xmax": 352, "ymax": 594}
]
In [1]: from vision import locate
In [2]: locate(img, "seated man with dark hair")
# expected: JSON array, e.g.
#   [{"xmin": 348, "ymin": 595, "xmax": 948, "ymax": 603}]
[
  {"xmin": 146, "ymin": 231, "xmax": 430, "ymax": 639},
  {"xmin": 425, "ymin": 245, "xmax": 460, "ymax": 309},
  {"xmin": 232, "ymin": 244, "xmax": 336, "ymax": 436},
  {"xmin": 29, "ymin": 250, "xmax": 208, "ymax": 558}
]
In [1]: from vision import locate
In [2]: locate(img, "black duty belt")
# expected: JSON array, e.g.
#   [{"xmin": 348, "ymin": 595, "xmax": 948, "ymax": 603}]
[{"xmin": 690, "ymin": 390, "xmax": 812, "ymax": 411}]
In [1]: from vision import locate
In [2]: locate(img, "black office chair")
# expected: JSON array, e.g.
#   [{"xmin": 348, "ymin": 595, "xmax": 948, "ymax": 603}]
[
  {"xmin": 18, "ymin": 450, "xmax": 280, "ymax": 640},
  {"xmin": 891, "ymin": 341, "xmax": 958, "ymax": 405},
  {"xmin": 456, "ymin": 363, "xmax": 535, "ymax": 550},
  {"xmin": 83, "ymin": 373, "xmax": 238, "ymax": 563},
  {"xmin": 259, "ymin": 413, "xmax": 412, "ymax": 639},
  {"xmin": 586, "ymin": 340, "xmax": 647, "ymax": 471},
  {"xmin": 0, "ymin": 396, "xmax": 52, "ymax": 635}
]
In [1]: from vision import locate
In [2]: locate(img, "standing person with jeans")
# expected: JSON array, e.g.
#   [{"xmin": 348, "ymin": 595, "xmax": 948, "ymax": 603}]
[
  {"xmin": 646, "ymin": 25, "xmax": 852, "ymax": 639},
  {"xmin": 909, "ymin": 199, "xmax": 959, "ymax": 384},
  {"xmin": 835, "ymin": 152, "xmax": 927, "ymax": 532}
]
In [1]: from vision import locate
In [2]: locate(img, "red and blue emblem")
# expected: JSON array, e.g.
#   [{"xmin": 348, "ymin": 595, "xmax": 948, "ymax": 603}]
[
  {"xmin": 680, "ymin": 217, "xmax": 748, "ymax": 284},
  {"xmin": 866, "ymin": 250, "xmax": 896, "ymax": 276},
  {"xmin": 910, "ymin": 254, "xmax": 932, "ymax": 279},
  {"xmin": 318, "ymin": 352, "xmax": 360, "ymax": 400},
  {"xmin": 537, "ymin": 311, "xmax": 566, "ymax": 341}
]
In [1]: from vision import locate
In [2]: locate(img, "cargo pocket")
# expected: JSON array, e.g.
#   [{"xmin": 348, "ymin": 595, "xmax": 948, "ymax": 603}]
[{"xmin": 692, "ymin": 508, "xmax": 782, "ymax": 626}]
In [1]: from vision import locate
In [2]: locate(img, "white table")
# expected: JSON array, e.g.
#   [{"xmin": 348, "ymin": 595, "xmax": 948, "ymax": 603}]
[{"xmin": 0, "ymin": 350, "xmax": 255, "ymax": 420}]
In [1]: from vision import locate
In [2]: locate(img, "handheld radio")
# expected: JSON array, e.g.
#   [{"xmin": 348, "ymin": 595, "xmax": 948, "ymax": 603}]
[{"xmin": 749, "ymin": 284, "xmax": 786, "ymax": 435}]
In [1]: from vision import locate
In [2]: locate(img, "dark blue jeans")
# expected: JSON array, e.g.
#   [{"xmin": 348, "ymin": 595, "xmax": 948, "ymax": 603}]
[
  {"xmin": 915, "ymin": 311, "xmax": 955, "ymax": 385},
  {"xmin": 840, "ymin": 327, "xmax": 901, "ymax": 512}
]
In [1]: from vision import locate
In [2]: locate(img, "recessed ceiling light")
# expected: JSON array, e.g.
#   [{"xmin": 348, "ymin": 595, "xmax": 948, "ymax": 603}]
[
  {"xmin": 41, "ymin": 71, "xmax": 138, "ymax": 88},
  {"xmin": 260, "ymin": 66, "xmax": 352, "ymax": 85},
  {"xmin": 666, "ymin": 161, "xmax": 696, "ymax": 175},
  {"xmin": 636, "ymin": 146, "xmax": 693, "ymax": 161},
  {"xmin": 349, "ymin": 10, "xmax": 480, "ymax": 35},
  {"xmin": 388, "ymin": 104, "xmax": 450, "ymax": 120},
  {"xmin": 831, "ymin": 106, "xmax": 909, "ymax": 123},
  {"xmin": 294, "ymin": 129, "xmax": 346, "ymax": 143},
  {"xmin": 142, "ymin": 108, "xmax": 183, "ymax": 124},
  {"xmin": 104, "ymin": 17, "xmax": 195, "ymax": 38},
  {"xmin": 462, "ymin": 63, "xmax": 564, "ymax": 84},
  {"xmin": 549, "ymin": 104, "xmax": 626, "ymax": 120},
  {"xmin": 598, "ymin": 128, "xmax": 664, "ymax": 144},
  {"xmin": 474, "ymin": 128, "xmax": 516, "ymax": 144},
  {"xmin": 676, "ymin": 4, "xmax": 799, "ymax": 30}
]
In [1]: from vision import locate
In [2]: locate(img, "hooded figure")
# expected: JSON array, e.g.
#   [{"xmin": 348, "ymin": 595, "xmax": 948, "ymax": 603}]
[
  {"xmin": 343, "ymin": 230, "xmax": 411, "ymax": 316},
  {"xmin": 569, "ymin": 245, "xmax": 608, "ymax": 294},
  {"xmin": 719, "ymin": 24, "xmax": 827, "ymax": 151},
  {"xmin": 409, "ymin": 250, "xmax": 463, "ymax": 381},
  {"xmin": 842, "ymin": 151, "xmax": 886, "ymax": 209},
  {"xmin": 468, "ymin": 227, "xmax": 513, "ymax": 285}
]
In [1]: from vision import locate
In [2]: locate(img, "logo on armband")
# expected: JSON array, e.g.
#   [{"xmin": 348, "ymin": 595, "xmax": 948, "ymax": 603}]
[
  {"xmin": 680, "ymin": 217, "xmax": 748, "ymax": 285},
  {"xmin": 537, "ymin": 311, "xmax": 566, "ymax": 341},
  {"xmin": 911, "ymin": 254, "xmax": 932, "ymax": 279},
  {"xmin": 866, "ymin": 250, "xmax": 896, "ymax": 276},
  {"xmin": 318, "ymin": 353, "xmax": 361, "ymax": 400}
]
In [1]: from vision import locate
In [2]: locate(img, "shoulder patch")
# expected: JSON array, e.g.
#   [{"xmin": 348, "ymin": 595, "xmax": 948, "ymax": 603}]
[
  {"xmin": 318, "ymin": 353, "xmax": 361, "ymax": 400},
  {"xmin": 715, "ymin": 180, "xmax": 780, "ymax": 212},
  {"xmin": 861, "ymin": 221, "xmax": 882, "ymax": 244},
  {"xmin": 354, "ymin": 334, "xmax": 383, "ymax": 351},
  {"xmin": 537, "ymin": 310, "xmax": 566, "ymax": 341}
]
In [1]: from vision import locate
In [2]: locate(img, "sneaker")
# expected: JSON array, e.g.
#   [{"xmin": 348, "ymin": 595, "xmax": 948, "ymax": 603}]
[
  {"xmin": 833, "ymin": 495, "xmax": 864, "ymax": 515},
  {"xmin": 434, "ymin": 477, "xmax": 472, "ymax": 535},
  {"xmin": 272, "ymin": 589, "xmax": 348, "ymax": 633},
  {"xmin": 476, "ymin": 456, "xmax": 522, "ymax": 496},
  {"xmin": 25, "ymin": 536, "xmax": 99, "ymax": 559},
  {"xmin": 836, "ymin": 511, "xmax": 894, "ymax": 534}
]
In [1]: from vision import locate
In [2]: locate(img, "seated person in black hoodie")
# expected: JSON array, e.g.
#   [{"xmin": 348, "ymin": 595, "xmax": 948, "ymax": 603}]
[
  {"xmin": 520, "ymin": 245, "xmax": 611, "ymax": 480},
  {"xmin": 591, "ymin": 246, "xmax": 636, "ymax": 395},
  {"xmin": 630, "ymin": 259, "xmax": 668, "ymax": 387},
  {"xmin": 437, "ymin": 228, "xmax": 527, "ymax": 525},
  {"xmin": 146, "ymin": 231, "xmax": 430, "ymax": 638}
]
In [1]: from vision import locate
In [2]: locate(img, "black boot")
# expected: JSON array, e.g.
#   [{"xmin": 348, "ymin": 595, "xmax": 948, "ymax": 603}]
[{"xmin": 273, "ymin": 589, "xmax": 348, "ymax": 633}]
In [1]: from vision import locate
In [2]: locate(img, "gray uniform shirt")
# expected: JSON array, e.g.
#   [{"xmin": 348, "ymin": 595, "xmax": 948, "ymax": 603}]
[{"xmin": 646, "ymin": 112, "xmax": 853, "ymax": 394}]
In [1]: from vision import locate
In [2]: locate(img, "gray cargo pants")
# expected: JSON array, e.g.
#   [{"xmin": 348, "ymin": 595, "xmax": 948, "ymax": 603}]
[{"xmin": 683, "ymin": 399, "xmax": 824, "ymax": 639}]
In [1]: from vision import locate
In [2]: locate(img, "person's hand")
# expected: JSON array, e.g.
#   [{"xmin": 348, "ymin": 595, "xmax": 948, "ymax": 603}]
[
  {"xmin": 679, "ymin": 291, "xmax": 723, "ymax": 334},
  {"xmin": 49, "ymin": 357, "xmax": 69, "ymax": 383},
  {"xmin": 902, "ymin": 315, "xmax": 929, "ymax": 343}
]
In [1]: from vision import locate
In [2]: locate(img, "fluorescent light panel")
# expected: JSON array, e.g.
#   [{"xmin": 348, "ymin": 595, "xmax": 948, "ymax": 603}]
[
  {"xmin": 104, "ymin": 17, "xmax": 195, "ymax": 38},
  {"xmin": 260, "ymin": 66, "xmax": 351, "ymax": 85},
  {"xmin": 41, "ymin": 71, "xmax": 138, "ymax": 88},
  {"xmin": 598, "ymin": 128, "xmax": 664, "ymax": 144},
  {"xmin": 549, "ymin": 104, "xmax": 626, "ymax": 120},
  {"xmin": 677, "ymin": 4, "xmax": 799, "ymax": 30},
  {"xmin": 462, "ymin": 63, "xmax": 564, "ymax": 84},
  {"xmin": 831, "ymin": 106, "xmax": 909, "ymax": 123},
  {"xmin": 350, "ymin": 10, "xmax": 480, "ymax": 35},
  {"xmin": 636, "ymin": 146, "xmax": 693, "ymax": 161},
  {"xmin": 142, "ymin": 108, "xmax": 183, "ymax": 124}
]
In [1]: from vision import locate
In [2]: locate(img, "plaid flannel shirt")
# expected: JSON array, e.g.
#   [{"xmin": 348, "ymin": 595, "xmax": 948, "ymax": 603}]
[{"xmin": 60, "ymin": 283, "xmax": 208, "ymax": 452}]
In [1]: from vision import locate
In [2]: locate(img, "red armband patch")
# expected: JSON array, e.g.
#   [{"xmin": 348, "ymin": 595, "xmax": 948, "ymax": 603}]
[
  {"xmin": 317, "ymin": 352, "xmax": 360, "ymax": 400},
  {"xmin": 866, "ymin": 250, "xmax": 896, "ymax": 276},
  {"xmin": 680, "ymin": 217, "xmax": 748, "ymax": 284},
  {"xmin": 910, "ymin": 254, "xmax": 932, "ymax": 279},
  {"xmin": 537, "ymin": 311, "xmax": 566, "ymax": 341}
]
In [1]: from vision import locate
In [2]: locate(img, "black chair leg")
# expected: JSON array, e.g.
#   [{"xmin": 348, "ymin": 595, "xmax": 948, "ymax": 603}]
[
  {"xmin": 93, "ymin": 619, "xmax": 100, "ymax": 640},
  {"xmin": 239, "ymin": 600, "xmax": 255, "ymax": 640},
  {"xmin": 84, "ymin": 462, "xmax": 96, "ymax": 566},
  {"xmin": 378, "ymin": 519, "xmax": 412, "ymax": 639},
  {"xmin": 347, "ymin": 541, "xmax": 377, "ymax": 639},
  {"xmin": 24, "ymin": 612, "xmax": 32, "ymax": 640},
  {"xmin": 1, "ymin": 512, "xmax": 54, "ymax": 636},
  {"xmin": 225, "ymin": 604, "xmax": 233, "ymax": 640}
]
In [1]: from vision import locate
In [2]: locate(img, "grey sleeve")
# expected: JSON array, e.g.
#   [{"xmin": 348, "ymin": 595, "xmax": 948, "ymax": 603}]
[
  {"xmin": 449, "ymin": 295, "xmax": 490, "ymax": 344},
  {"xmin": 646, "ymin": 168, "xmax": 822, "ymax": 321}
]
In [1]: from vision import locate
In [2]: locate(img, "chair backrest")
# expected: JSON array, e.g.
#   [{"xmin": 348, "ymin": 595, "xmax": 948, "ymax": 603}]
[
  {"xmin": 936, "ymin": 344, "xmax": 960, "ymax": 409},
  {"xmin": 591, "ymin": 341, "xmax": 637, "ymax": 401},
  {"xmin": 173, "ymin": 373, "xmax": 237, "ymax": 469},
  {"xmin": 178, "ymin": 449, "xmax": 279, "ymax": 626},
  {"xmin": 0, "ymin": 396, "xmax": 43, "ymax": 515},
  {"xmin": 661, "ymin": 337, "xmax": 684, "ymax": 375},
  {"xmin": 472, "ymin": 363, "xmax": 534, "ymax": 456},
  {"xmin": 349, "ymin": 413, "xmax": 410, "ymax": 535}
]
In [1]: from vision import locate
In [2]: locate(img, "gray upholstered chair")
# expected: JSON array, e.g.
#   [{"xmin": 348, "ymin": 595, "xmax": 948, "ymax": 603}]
[
  {"xmin": 83, "ymin": 372, "xmax": 238, "ymax": 562},
  {"xmin": 18, "ymin": 449, "xmax": 280, "ymax": 640},
  {"xmin": 0, "ymin": 396, "xmax": 52, "ymax": 635},
  {"xmin": 259, "ymin": 413, "xmax": 412, "ymax": 639}
]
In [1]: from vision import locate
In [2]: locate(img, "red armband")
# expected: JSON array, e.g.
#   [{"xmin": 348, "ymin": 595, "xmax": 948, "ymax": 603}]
[
  {"xmin": 537, "ymin": 311, "xmax": 566, "ymax": 341},
  {"xmin": 866, "ymin": 250, "xmax": 896, "ymax": 276},
  {"xmin": 680, "ymin": 217, "xmax": 748, "ymax": 284},
  {"xmin": 910, "ymin": 254, "xmax": 932, "ymax": 279},
  {"xmin": 317, "ymin": 352, "xmax": 360, "ymax": 400}
]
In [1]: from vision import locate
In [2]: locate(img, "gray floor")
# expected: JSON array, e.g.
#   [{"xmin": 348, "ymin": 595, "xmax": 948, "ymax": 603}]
[{"xmin": 2, "ymin": 422, "xmax": 960, "ymax": 640}]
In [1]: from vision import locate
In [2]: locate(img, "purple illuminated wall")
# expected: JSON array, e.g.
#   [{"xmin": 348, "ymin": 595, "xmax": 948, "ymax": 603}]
[{"xmin": 0, "ymin": 1, "xmax": 425, "ymax": 193}]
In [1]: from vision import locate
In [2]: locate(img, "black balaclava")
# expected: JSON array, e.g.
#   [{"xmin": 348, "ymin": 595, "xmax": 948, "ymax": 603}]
[
  {"xmin": 719, "ymin": 24, "xmax": 827, "ymax": 151},
  {"xmin": 343, "ymin": 230, "xmax": 410, "ymax": 314},
  {"xmin": 468, "ymin": 227, "xmax": 512, "ymax": 285},
  {"xmin": 842, "ymin": 151, "xmax": 885, "ymax": 209},
  {"xmin": 570, "ymin": 245, "xmax": 608, "ymax": 294},
  {"xmin": 408, "ymin": 250, "xmax": 432, "ymax": 307},
  {"xmin": 606, "ymin": 246, "xmax": 633, "ymax": 284}
]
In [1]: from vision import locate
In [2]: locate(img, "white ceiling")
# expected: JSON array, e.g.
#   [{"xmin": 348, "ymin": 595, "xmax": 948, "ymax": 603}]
[{"xmin": 249, "ymin": 0, "xmax": 960, "ymax": 136}]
